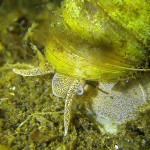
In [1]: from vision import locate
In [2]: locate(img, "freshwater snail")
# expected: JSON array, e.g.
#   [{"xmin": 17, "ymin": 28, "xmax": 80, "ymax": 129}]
[{"xmin": 13, "ymin": 0, "xmax": 150, "ymax": 136}]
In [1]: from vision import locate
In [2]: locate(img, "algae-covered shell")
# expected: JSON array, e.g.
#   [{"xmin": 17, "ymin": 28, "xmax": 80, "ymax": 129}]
[
  {"xmin": 62, "ymin": 0, "xmax": 149, "ymax": 45},
  {"xmin": 44, "ymin": 0, "xmax": 148, "ymax": 81}
]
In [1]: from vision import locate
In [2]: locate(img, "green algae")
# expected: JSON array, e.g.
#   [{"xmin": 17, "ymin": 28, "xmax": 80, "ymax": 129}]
[{"xmin": 0, "ymin": 0, "xmax": 150, "ymax": 149}]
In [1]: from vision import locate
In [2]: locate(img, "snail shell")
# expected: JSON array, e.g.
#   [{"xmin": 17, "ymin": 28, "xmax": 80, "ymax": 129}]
[
  {"xmin": 62, "ymin": 0, "xmax": 149, "ymax": 45},
  {"xmin": 44, "ymin": 0, "xmax": 148, "ymax": 82}
]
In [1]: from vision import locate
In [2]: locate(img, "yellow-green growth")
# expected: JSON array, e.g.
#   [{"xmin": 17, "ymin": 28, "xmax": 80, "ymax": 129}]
[{"xmin": 97, "ymin": 0, "xmax": 150, "ymax": 45}]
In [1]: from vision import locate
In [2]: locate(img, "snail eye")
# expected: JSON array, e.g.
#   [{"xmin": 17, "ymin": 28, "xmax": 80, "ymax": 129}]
[{"xmin": 77, "ymin": 87, "xmax": 84, "ymax": 95}]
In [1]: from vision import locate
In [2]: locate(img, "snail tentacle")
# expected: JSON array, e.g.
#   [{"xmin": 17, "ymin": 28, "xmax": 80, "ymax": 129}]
[
  {"xmin": 64, "ymin": 79, "xmax": 84, "ymax": 136},
  {"xmin": 51, "ymin": 73, "xmax": 84, "ymax": 136},
  {"xmin": 13, "ymin": 44, "xmax": 54, "ymax": 76},
  {"xmin": 13, "ymin": 67, "xmax": 54, "ymax": 76}
]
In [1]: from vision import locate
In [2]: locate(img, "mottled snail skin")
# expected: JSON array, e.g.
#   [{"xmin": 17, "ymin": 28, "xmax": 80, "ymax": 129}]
[
  {"xmin": 52, "ymin": 73, "xmax": 84, "ymax": 136},
  {"xmin": 13, "ymin": 0, "xmax": 149, "ymax": 136},
  {"xmin": 85, "ymin": 74, "xmax": 149, "ymax": 133}
]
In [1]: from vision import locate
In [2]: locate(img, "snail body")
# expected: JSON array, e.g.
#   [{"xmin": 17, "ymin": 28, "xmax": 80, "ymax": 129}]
[
  {"xmin": 85, "ymin": 74, "xmax": 149, "ymax": 134},
  {"xmin": 13, "ymin": 0, "xmax": 149, "ymax": 136}
]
